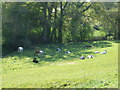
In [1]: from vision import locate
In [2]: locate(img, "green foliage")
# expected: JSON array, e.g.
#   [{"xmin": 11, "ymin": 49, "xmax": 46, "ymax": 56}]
[
  {"xmin": 27, "ymin": 28, "xmax": 43, "ymax": 44},
  {"xmin": 2, "ymin": 3, "xmax": 32, "ymax": 49},
  {"xmin": 92, "ymin": 30, "xmax": 106, "ymax": 40},
  {"xmin": 2, "ymin": 2, "xmax": 118, "ymax": 54}
]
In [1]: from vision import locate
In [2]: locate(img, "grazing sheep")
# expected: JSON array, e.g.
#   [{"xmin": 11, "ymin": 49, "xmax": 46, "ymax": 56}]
[
  {"xmin": 34, "ymin": 50, "xmax": 44, "ymax": 56},
  {"xmin": 18, "ymin": 47, "xmax": 23, "ymax": 53},
  {"xmin": 33, "ymin": 58, "xmax": 38, "ymax": 63},
  {"xmin": 39, "ymin": 50, "xmax": 44, "ymax": 54},
  {"xmin": 56, "ymin": 48, "xmax": 61, "ymax": 52},
  {"xmin": 66, "ymin": 51, "xmax": 71, "ymax": 54},
  {"xmin": 88, "ymin": 55, "xmax": 94, "ymax": 59},
  {"xmin": 94, "ymin": 51, "xmax": 99, "ymax": 54},
  {"xmin": 80, "ymin": 56, "xmax": 85, "ymax": 60},
  {"xmin": 100, "ymin": 50, "xmax": 107, "ymax": 54}
]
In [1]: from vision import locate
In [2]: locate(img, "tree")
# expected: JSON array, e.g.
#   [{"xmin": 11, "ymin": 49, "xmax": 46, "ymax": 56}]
[
  {"xmin": 58, "ymin": 2, "xmax": 68, "ymax": 43},
  {"xmin": 2, "ymin": 2, "xmax": 118, "ymax": 54}
]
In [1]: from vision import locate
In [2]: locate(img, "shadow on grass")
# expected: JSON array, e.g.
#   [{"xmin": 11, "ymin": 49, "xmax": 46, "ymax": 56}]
[
  {"xmin": 5, "ymin": 41, "xmax": 113, "ymax": 63},
  {"xmin": 111, "ymin": 40, "xmax": 120, "ymax": 43}
]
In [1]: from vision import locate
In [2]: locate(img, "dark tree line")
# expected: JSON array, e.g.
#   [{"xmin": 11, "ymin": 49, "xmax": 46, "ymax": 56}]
[{"xmin": 2, "ymin": 2, "xmax": 118, "ymax": 53}]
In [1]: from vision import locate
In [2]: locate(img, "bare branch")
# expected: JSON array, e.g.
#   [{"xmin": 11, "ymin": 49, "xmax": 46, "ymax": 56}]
[
  {"xmin": 63, "ymin": 2, "xmax": 68, "ymax": 11},
  {"xmin": 72, "ymin": 0, "xmax": 86, "ymax": 8},
  {"xmin": 81, "ymin": 4, "xmax": 92, "ymax": 13}
]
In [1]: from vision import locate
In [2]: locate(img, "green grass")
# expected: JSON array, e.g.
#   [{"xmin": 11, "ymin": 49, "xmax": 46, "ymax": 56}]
[{"xmin": 2, "ymin": 40, "xmax": 118, "ymax": 88}]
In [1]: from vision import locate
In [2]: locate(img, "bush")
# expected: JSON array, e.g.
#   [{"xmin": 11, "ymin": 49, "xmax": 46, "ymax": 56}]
[{"xmin": 107, "ymin": 36, "xmax": 114, "ymax": 40}]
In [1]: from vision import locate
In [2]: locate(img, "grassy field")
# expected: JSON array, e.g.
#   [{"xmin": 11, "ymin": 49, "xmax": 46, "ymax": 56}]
[{"xmin": 2, "ymin": 40, "xmax": 118, "ymax": 88}]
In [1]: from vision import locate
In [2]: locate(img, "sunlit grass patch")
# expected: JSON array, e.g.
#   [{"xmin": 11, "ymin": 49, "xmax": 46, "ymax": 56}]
[{"xmin": 2, "ymin": 40, "xmax": 118, "ymax": 88}]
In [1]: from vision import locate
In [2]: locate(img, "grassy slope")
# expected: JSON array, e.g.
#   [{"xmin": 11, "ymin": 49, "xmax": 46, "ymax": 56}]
[{"xmin": 2, "ymin": 41, "xmax": 118, "ymax": 88}]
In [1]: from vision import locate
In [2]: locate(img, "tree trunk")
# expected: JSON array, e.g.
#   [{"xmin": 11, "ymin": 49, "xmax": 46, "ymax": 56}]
[
  {"xmin": 58, "ymin": 2, "xmax": 63, "ymax": 43},
  {"xmin": 47, "ymin": 6, "xmax": 52, "ymax": 43},
  {"xmin": 51, "ymin": 4, "xmax": 57, "ymax": 43},
  {"xmin": 43, "ymin": 2, "xmax": 48, "ymax": 43}
]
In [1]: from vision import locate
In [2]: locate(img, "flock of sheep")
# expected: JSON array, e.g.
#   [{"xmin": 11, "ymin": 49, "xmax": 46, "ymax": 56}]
[
  {"xmin": 18, "ymin": 46, "xmax": 107, "ymax": 63},
  {"xmin": 80, "ymin": 50, "xmax": 107, "ymax": 60}
]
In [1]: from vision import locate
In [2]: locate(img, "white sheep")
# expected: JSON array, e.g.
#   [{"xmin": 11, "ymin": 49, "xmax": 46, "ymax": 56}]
[
  {"xmin": 88, "ymin": 55, "xmax": 94, "ymax": 59},
  {"xmin": 56, "ymin": 48, "xmax": 61, "ymax": 52},
  {"xmin": 18, "ymin": 47, "xmax": 23, "ymax": 53},
  {"xmin": 94, "ymin": 51, "xmax": 99, "ymax": 54},
  {"xmin": 39, "ymin": 50, "xmax": 44, "ymax": 54},
  {"xmin": 80, "ymin": 56, "xmax": 85, "ymax": 60},
  {"xmin": 100, "ymin": 50, "xmax": 107, "ymax": 54},
  {"xmin": 66, "ymin": 51, "xmax": 71, "ymax": 54}
]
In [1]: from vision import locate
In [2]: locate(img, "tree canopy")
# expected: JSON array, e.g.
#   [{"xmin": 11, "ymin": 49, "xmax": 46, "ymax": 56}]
[{"xmin": 2, "ymin": 2, "xmax": 118, "ymax": 53}]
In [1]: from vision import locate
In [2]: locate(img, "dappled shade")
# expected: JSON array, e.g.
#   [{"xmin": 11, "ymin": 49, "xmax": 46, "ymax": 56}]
[{"xmin": 4, "ymin": 41, "xmax": 112, "ymax": 63}]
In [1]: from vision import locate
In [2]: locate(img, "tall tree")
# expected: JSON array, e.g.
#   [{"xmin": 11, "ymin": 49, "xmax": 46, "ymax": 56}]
[{"xmin": 58, "ymin": 2, "xmax": 68, "ymax": 43}]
